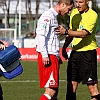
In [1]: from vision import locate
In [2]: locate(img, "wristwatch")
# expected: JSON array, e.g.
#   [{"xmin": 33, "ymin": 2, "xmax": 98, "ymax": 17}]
[{"xmin": 61, "ymin": 24, "xmax": 69, "ymax": 35}]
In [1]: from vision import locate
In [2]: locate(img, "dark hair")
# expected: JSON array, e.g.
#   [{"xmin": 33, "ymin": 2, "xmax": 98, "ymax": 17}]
[{"xmin": 58, "ymin": 0, "xmax": 74, "ymax": 5}]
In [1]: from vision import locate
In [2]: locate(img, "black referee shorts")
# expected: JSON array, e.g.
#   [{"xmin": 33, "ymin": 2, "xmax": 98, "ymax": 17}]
[{"xmin": 67, "ymin": 49, "xmax": 98, "ymax": 84}]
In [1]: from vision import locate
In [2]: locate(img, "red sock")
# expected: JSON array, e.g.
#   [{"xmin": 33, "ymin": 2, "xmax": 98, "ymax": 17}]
[{"xmin": 39, "ymin": 94, "xmax": 49, "ymax": 100}]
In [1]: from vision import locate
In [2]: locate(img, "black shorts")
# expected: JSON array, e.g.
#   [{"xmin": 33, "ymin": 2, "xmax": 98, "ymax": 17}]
[{"xmin": 67, "ymin": 49, "xmax": 98, "ymax": 84}]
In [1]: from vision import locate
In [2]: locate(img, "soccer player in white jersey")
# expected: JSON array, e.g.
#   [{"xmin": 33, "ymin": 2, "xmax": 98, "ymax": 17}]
[{"xmin": 35, "ymin": 0, "xmax": 73, "ymax": 100}]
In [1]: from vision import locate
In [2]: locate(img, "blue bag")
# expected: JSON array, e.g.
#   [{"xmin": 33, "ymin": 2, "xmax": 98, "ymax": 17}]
[
  {"xmin": 0, "ymin": 45, "xmax": 23, "ymax": 79},
  {"xmin": 0, "ymin": 45, "xmax": 21, "ymax": 67}
]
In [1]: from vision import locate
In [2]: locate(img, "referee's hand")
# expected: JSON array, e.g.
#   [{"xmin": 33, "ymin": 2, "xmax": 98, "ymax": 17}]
[{"xmin": 55, "ymin": 25, "xmax": 66, "ymax": 35}]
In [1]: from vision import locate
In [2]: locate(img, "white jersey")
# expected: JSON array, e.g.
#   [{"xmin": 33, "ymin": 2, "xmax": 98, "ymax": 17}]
[{"xmin": 35, "ymin": 8, "xmax": 60, "ymax": 58}]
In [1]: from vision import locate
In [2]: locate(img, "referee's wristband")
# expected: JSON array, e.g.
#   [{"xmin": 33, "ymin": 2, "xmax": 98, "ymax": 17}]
[{"xmin": 64, "ymin": 29, "xmax": 68, "ymax": 35}]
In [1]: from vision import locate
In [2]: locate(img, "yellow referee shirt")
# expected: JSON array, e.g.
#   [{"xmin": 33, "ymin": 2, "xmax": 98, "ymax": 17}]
[{"xmin": 70, "ymin": 8, "xmax": 98, "ymax": 51}]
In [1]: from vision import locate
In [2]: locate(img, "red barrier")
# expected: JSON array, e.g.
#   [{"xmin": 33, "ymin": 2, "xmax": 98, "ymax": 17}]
[
  {"xmin": 18, "ymin": 48, "xmax": 100, "ymax": 61},
  {"xmin": 18, "ymin": 48, "xmax": 38, "ymax": 61}
]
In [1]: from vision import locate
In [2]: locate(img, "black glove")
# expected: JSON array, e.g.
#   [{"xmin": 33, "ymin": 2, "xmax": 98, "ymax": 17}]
[
  {"xmin": 59, "ymin": 58, "xmax": 63, "ymax": 64},
  {"xmin": 62, "ymin": 48, "xmax": 68, "ymax": 60}
]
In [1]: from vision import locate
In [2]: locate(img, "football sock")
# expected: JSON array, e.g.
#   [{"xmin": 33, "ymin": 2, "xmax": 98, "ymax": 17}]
[
  {"xmin": 39, "ymin": 94, "xmax": 51, "ymax": 100},
  {"xmin": 91, "ymin": 94, "xmax": 100, "ymax": 100},
  {"xmin": 66, "ymin": 92, "xmax": 76, "ymax": 100}
]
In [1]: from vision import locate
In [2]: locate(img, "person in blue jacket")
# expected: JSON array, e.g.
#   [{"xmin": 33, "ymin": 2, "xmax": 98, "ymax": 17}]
[{"xmin": 0, "ymin": 41, "xmax": 5, "ymax": 100}]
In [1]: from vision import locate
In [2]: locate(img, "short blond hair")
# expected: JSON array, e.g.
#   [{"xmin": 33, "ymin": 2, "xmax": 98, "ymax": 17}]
[{"xmin": 58, "ymin": 0, "xmax": 74, "ymax": 5}]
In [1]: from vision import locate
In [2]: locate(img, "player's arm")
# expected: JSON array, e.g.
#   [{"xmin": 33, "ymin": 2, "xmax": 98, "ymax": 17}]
[
  {"xmin": 37, "ymin": 35, "xmax": 50, "ymax": 66},
  {"xmin": 68, "ymin": 29, "xmax": 90, "ymax": 38},
  {"xmin": 55, "ymin": 25, "xmax": 89, "ymax": 38},
  {"xmin": 37, "ymin": 16, "xmax": 51, "ymax": 66}
]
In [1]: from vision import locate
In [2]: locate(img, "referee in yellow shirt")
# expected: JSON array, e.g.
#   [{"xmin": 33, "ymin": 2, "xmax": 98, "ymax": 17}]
[{"xmin": 55, "ymin": 0, "xmax": 100, "ymax": 100}]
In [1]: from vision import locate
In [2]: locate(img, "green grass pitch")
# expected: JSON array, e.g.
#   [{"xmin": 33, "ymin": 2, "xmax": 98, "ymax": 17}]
[{"xmin": 0, "ymin": 61, "xmax": 100, "ymax": 100}]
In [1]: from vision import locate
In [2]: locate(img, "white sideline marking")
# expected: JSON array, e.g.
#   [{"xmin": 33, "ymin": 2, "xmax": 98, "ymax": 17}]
[
  {"xmin": 0, "ymin": 79, "xmax": 100, "ymax": 83},
  {"xmin": 0, "ymin": 80, "xmax": 37, "ymax": 83}
]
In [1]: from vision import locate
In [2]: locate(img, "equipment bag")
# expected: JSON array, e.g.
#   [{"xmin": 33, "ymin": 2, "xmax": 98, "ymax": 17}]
[
  {"xmin": 0, "ymin": 62, "xmax": 23, "ymax": 79},
  {"xmin": 0, "ymin": 45, "xmax": 23, "ymax": 79},
  {"xmin": 0, "ymin": 45, "xmax": 21, "ymax": 67}
]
